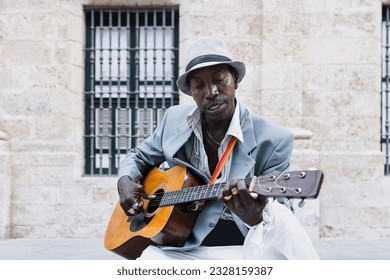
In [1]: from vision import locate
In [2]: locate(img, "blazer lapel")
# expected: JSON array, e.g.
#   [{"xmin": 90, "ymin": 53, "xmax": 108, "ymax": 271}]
[
  {"xmin": 168, "ymin": 120, "xmax": 195, "ymax": 167},
  {"xmin": 229, "ymin": 106, "xmax": 257, "ymax": 179}
]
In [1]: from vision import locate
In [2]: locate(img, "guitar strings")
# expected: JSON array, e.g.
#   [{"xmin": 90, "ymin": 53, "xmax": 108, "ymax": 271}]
[
  {"xmin": 142, "ymin": 174, "xmax": 291, "ymax": 208},
  {"xmin": 146, "ymin": 182, "xmax": 225, "ymax": 208},
  {"xmin": 252, "ymin": 173, "xmax": 305, "ymax": 195}
]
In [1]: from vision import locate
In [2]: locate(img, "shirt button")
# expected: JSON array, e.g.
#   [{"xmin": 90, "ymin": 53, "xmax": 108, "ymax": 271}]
[{"xmin": 209, "ymin": 221, "xmax": 216, "ymax": 227}]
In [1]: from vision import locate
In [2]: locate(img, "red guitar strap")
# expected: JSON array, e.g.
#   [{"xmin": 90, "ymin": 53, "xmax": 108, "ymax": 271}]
[
  {"xmin": 208, "ymin": 136, "xmax": 237, "ymax": 184},
  {"xmin": 195, "ymin": 136, "xmax": 237, "ymax": 208},
  {"xmin": 209, "ymin": 109, "xmax": 248, "ymax": 184}
]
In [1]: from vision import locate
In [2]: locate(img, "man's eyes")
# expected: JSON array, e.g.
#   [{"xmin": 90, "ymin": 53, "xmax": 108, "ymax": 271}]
[
  {"xmin": 192, "ymin": 82, "xmax": 203, "ymax": 88},
  {"xmin": 190, "ymin": 75, "xmax": 228, "ymax": 87}
]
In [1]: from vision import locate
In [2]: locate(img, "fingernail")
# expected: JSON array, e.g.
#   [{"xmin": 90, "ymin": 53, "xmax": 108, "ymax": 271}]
[{"xmin": 250, "ymin": 192, "xmax": 258, "ymax": 199}]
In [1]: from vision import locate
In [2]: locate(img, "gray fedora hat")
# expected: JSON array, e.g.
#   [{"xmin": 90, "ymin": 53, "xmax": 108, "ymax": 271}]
[{"xmin": 176, "ymin": 37, "xmax": 246, "ymax": 96}]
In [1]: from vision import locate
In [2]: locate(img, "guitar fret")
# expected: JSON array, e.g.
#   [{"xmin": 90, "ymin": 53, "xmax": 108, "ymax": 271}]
[
  {"xmin": 159, "ymin": 182, "xmax": 224, "ymax": 207},
  {"xmin": 201, "ymin": 185, "xmax": 209, "ymax": 199}
]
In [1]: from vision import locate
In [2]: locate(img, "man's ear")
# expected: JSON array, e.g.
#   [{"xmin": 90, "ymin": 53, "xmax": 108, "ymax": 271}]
[{"xmin": 234, "ymin": 73, "xmax": 239, "ymax": 89}]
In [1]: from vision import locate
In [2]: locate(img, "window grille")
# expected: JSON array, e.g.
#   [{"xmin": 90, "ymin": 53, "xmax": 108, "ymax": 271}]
[
  {"xmin": 382, "ymin": 6, "xmax": 390, "ymax": 175},
  {"xmin": 84, "ymin": 8, "xmax": 179, "ymax": 175}
]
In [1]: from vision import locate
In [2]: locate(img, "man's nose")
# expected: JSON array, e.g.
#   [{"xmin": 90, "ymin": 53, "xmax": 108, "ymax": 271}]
[{"xmin": 206, "ymin": 84, "xmax": 219, "ymax": 98}]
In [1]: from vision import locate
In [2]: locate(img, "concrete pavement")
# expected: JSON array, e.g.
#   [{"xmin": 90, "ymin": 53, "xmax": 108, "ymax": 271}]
[{"xmin": 0, "ymin": 238, "xmax": 390, "ymax": 260}]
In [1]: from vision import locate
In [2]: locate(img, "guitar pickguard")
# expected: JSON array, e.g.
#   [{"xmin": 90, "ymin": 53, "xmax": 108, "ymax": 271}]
[{"xmin": 129, "ymin": 212, "xmax": 152, "ymax": 232}]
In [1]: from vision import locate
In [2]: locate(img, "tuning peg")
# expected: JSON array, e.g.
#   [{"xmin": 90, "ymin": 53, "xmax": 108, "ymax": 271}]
[{"xmin": 298, "ymin": 199, "xmax": 306, "ymax": 208}]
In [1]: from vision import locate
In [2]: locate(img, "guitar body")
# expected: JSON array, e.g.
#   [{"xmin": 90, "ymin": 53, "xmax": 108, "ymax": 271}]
[{"xmin": 104, "ymin": 165, "xmax": 201, "ymax": 260}]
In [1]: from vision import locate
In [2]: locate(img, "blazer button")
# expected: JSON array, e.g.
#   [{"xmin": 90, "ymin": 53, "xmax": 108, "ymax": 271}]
[{"xmin": 209, "ymin": 221, "xmax": 216, "ymax": 227}]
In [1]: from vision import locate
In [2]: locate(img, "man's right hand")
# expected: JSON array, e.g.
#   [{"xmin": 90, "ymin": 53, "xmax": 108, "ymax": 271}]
[{"xmin": 117, "ymin": 175, "xmax": 155, "ymax": 216}]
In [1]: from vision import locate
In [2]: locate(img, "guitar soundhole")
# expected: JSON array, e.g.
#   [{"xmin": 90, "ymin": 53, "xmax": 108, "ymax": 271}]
[
  {"xmin": 129, "ymin": 189, "xmax": 164, "ymax": 232},
  {"xmin": 146, "ymin": 189, "xmax": 164, "ymax": 215}
]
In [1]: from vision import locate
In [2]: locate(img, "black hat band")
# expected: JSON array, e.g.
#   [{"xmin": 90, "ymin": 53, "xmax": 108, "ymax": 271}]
[{"xmin": 185, "ymin": 54, "xmax": 232, "ymax": 71}]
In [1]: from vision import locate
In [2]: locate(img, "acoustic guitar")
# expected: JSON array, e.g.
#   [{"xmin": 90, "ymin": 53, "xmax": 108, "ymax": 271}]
[{"xmin": 104, "ymin": 165, "xmax": 324, "ymax": 259}]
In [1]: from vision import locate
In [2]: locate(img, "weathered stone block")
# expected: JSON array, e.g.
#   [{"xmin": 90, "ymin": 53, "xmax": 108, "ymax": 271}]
[
  {"xmin": 261, "ymin": 63, "xmax": 302, "ymax": 90},
  {"xmin": 3, "ymin": 41, "xmax": 51, "ymax": 65},
  {"xmin": 261, "ymin": 90, "xmax": 303, "ymax": 117},
  {"xmin": 303, "ymin": 38, "xmax": 380, "ymax": 65},
  {"xmin": 12, "ymin": 186, "xmax": 57, "ymax": 204},
  {"xmin": 262, "ymin": 36, "xmax": 302, "ymax": 63}
]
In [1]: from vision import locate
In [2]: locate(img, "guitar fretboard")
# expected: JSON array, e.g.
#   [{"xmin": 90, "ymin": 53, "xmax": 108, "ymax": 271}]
[
  {"xmin": 150, "ymin": 170, "xmax": 322, "ymax": 208},
  {"xmin": 159, "ymin": 182, "xmax": 225, "ymax": 207}
]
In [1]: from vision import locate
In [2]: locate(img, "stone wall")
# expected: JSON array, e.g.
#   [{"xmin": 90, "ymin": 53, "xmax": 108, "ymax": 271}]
[
  {"xmin": 0, "ymin": 131, "xmax": 11, "ymax": 239},
  {"xmin": 0, "ymin": 0, "xmax": 389, "ymax": 240},
  {"xmin": 298, "ymin": 0, "xmax": 389, "ymax": 238},
  {"xmin": 0, "ymin": 0, "xmax": 106, "ymax": 238}
]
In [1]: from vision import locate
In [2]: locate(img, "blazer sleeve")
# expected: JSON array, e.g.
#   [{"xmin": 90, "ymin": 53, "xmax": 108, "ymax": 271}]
[
  {"xmin": 250, "ymin": 115, "xmax": 294, "ymax": 176},
  {"xmin": 262, "ymin": 132, "xmax": 294, "ymax": 175}
]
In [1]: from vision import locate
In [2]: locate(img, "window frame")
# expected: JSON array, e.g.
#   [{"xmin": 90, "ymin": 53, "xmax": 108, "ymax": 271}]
[{"xmin": 84, "ymin": 8, "xmax": 180, "ymax": 175}]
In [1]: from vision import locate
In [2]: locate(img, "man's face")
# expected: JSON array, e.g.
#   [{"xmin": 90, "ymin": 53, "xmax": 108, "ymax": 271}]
[{"xmin": 188, "ymin": 64, "xmax": 238, "ymax": 122}]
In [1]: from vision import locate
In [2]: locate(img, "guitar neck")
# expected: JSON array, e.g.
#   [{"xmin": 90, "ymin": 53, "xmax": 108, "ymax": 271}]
[
  {"xmin": 157, "ymin": 169, "xmax": 323, "ymax": 207},
  {"xmin": 158, "ymin": 175, "xmax": 277, "ymax": 207},
  {"xmin": 159, "ymin": 182, "xmax": 225, "ymax": 207}
]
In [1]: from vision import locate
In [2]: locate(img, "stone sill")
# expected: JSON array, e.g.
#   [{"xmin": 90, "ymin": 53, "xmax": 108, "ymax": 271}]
[
  {"xmin": 0, "ymin": 130, "xmax": 8, "ymax": 141},
  {"xmin": 288, "ymin": 127, "xmax": 313, "ymax": 140}
]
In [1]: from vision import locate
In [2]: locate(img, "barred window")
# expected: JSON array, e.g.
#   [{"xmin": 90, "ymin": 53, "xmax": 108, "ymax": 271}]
[
  {"xmin": 382, "ymin": 6, "xmax": 390, "ymax": 175},
  {"xmin": 84, "ymin": 8, "xmax": 179, "ymax": 175}
]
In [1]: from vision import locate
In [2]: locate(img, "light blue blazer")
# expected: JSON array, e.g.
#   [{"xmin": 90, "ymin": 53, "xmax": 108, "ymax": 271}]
[{"xmin": 119, "ymin": 102, "xmax": 294, "ymax": 251}]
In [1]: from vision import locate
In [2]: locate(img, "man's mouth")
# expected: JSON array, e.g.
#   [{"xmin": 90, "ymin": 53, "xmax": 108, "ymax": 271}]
[{"xmin": 207, "ymin": 103, "xmax": 223, "ymax": 111}]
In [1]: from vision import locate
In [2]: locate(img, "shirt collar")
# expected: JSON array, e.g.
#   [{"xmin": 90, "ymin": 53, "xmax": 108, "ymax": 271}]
[{"xmin": 186, "ymin": 102, "xmax": 244, "ymax": 143}]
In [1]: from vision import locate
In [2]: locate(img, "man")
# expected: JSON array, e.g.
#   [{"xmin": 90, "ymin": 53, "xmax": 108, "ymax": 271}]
[{"xmin": 117, "ymin": 37, "xmax": 319, "ymax": 259}]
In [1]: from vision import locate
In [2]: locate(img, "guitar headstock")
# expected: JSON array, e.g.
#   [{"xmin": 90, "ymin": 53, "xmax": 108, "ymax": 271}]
[{"xmin": 252, "ymin": 170, "xmax": 324, "ymax": 199}]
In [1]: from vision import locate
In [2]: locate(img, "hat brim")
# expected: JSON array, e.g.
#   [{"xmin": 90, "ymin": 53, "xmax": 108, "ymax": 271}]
[{"xmin": 176, "ymin": 61, "xmax": 246, "ymax": 96}]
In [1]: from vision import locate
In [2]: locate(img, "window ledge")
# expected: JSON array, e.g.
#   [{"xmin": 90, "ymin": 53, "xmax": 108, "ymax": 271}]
[{"xmin": 288, "ymin": 127, "xmax": 313, "ymax": 140}]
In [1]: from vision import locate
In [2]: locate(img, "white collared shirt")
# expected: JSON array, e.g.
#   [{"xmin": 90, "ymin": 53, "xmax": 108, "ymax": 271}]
[{"xmin": 186, "ymin": 103, "xmax": 243, "ymax": 183}]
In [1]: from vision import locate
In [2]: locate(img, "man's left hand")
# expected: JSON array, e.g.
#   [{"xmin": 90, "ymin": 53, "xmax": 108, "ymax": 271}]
[{"xmin": 218, "ymin": 178, "xmax": 267, "ymax": 226}]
